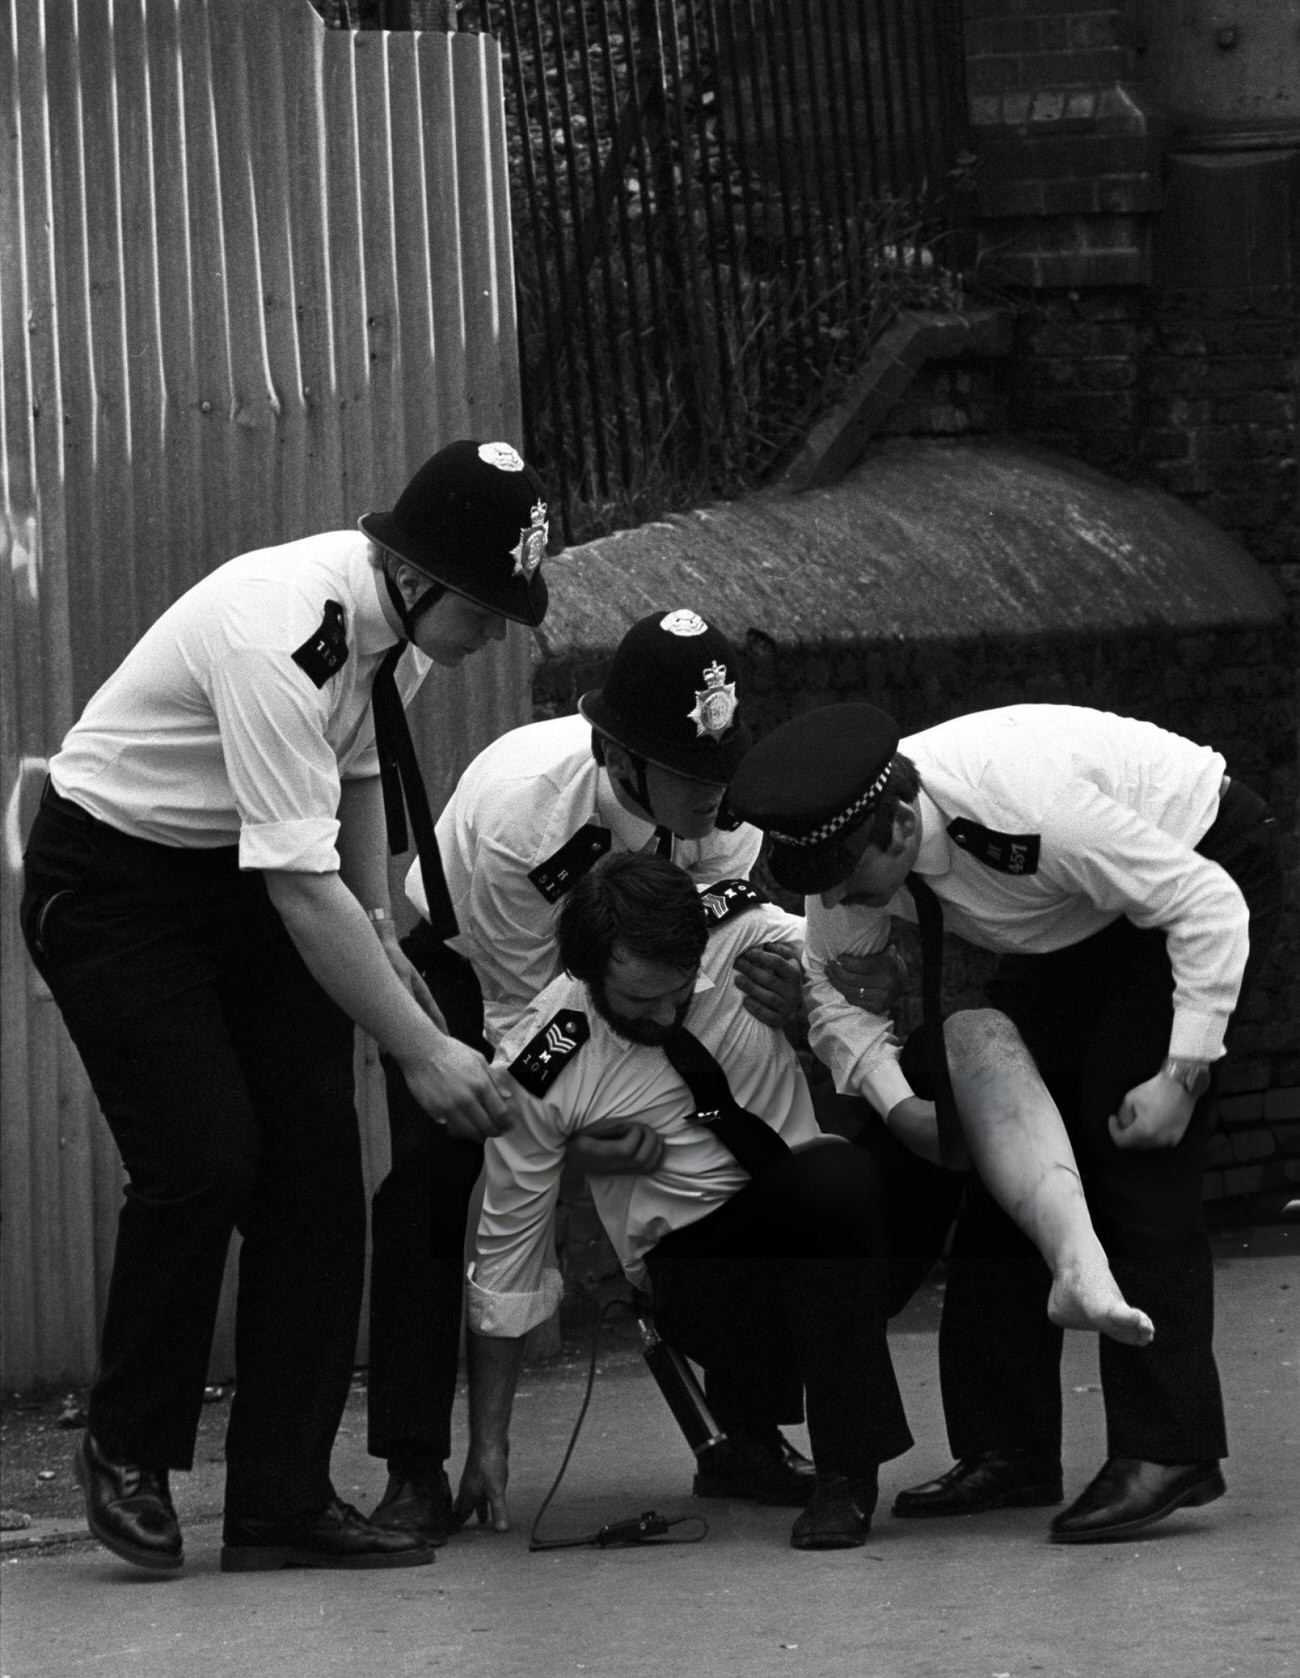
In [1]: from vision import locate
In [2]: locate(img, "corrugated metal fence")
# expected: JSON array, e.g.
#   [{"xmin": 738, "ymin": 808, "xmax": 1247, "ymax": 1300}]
[{"xmin": 1, "ymin": 0, "xmax": 534, "ymax": 1391}]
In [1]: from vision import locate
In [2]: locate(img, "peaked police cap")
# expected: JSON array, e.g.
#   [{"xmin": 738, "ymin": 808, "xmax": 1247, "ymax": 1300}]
[{"xmin": 728, "ymin": 703, "xmax": 901, "ymax": 893}]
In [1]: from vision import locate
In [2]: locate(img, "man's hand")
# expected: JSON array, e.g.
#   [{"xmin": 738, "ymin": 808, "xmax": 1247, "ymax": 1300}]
[
  {"xmin": 1109, "ymin": 1074, "xmax": 1195, "ymax": 1150},
  {"xmin": 565, "ymin": 1118, "xmax": 665, "ymax": 1177},
  {"xmin": 375, "ymin": 929, "xmax": 446, "ymax": 1028},
  {"xmin": 886, "ymin": 1095, "xmax": 969, "ymax": 1170},
  {"xmin": 451, "ymin": 1441, "xmax": 510, "ymax": 1534},
  {"xmin": 734, "ymin": 942, "xmax": 804, "ymax": 1029},
  {"xmin": 825, "ymin": 946, "xmax": 906, "ymax": 1016},
  {"xmin": 397, "ymin": 1036, "xmax": 515, "ymax": 1142}
]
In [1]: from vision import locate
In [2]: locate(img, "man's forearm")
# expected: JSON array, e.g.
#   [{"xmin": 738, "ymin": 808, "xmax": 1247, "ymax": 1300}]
[
  {"xmin": 335, "ymin": 775, "xmax": 393, "ymax": 913},
  {"xmin": 264, "ymin": 867, "xmax": 442, "ymax": 1062}
]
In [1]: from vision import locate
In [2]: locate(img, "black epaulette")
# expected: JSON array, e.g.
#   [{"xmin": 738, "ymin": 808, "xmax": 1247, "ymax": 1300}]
[
  {"xmin": 947, "ymin": 818, "xmax": 1041, "ymax": 877},
  {"xmin": 527, "ymin": 825, "xmax": 612, "ymax": 904},
  {"xmin": 508, "ymin": 1009, "xmax": 590, "ymax": 1095},
  {"xmin": 291, "ymin": 600, "xmax": 348, "ymax": 687},
  {"xmin": 700, "ymin": 878, "xmax": 767, "ymax": 930}
]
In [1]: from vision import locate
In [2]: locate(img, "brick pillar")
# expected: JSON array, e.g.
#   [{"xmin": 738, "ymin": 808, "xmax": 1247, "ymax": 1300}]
[{"xmin": 965, "ymin": 1, "xmax": 1170, "ymax": 287}]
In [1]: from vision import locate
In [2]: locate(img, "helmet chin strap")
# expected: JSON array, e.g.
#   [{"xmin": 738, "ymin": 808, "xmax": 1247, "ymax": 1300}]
[
  {"xmin": 383, "ymin": 567, "xmax": 442, "ymax": 640},
  {"xmin": 616, "ymin": 755, "xmax": 655, "ymax": 822}
]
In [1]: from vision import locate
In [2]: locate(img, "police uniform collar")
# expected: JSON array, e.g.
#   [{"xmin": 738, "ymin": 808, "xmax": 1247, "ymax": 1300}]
[{"xmin": 912, "ymin": 790, "xmax": 953, "ymax": 881}]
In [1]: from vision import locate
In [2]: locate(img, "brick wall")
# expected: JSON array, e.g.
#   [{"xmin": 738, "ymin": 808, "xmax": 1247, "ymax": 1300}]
[
  {"xmin": 964, "ymin": 0, "xmax": 1166, "ymax": 288},
  {"xmin": 1004, "ymin": 285, "xmax": 1299, "ymax": 598},
  {"xmin": 960, "ymin": 2, "xmax": 1300, "ymax": 601}
]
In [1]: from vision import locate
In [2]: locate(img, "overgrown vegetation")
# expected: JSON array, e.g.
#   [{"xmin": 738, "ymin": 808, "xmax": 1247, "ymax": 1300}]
[
  {"xmin": 314, "ymin": 0, "xmax": 974, "ymax": 543},
  {"xmin": 514, "ymin": 191, "xmax": 970, "ymax": 544}
]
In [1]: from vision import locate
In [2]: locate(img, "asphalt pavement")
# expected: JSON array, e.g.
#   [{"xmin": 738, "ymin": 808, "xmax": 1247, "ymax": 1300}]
[{"xmin": 2, "ymin": 1231, "xmax": 1296, "ymax": 1678}]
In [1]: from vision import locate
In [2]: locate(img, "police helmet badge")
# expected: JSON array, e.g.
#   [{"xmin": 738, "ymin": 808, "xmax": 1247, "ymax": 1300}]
[
  {"xmin": 688, "ymin": 660, "xmax": 738, "ymax": 742},
  {"xmin": 478, "ymin": 441, "xmax": 526, "ymax": 472},
  {"xmin": 512, "ymin": 499, "xmax": 549, "ymax": 580},
  {"xmin": 660, "ymin": 609, "xmax": 708, "ymax": 638}
]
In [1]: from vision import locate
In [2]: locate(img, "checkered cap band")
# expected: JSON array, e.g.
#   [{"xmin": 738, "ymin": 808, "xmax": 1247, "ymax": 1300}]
[{"xmin": 767, "ymin": 760, "xmax": 894, "ymax": 847}]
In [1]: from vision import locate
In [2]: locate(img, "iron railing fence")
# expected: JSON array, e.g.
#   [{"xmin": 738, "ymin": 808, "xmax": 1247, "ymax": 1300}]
[
  {"xmin": 469, "ymin": 0, "xmax": 972, "ymax": 542},
  {"xmin": 317, "ymin": 0, "xmax": 972, "ymax": 543}
]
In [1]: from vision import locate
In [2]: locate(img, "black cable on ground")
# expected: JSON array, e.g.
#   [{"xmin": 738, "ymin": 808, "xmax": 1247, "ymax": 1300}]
[{"xmin": 527, "ymin": 1297, "xmax": 708, "ymax": 1552}]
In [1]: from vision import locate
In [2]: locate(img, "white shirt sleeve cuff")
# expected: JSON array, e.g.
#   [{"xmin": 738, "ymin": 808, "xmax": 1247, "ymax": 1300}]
[
  {"xmin": 466, "ymin": 1265, "xmax": 564, "ymax": 1338},
  {"xmin": 238, "ymin": 818, "xmax": 340, "ymax": 873},
  {"xmin": 807, "ymin": 1012, "xmax": 912, "ymax": 1117},
  {"xmin": 1168, "ymin": 1010, "xmax": 1230, "ymax": 1064},
  {"xmin": 853, "ymin": 1058, "xmax": 915, "ymax": 1119}
]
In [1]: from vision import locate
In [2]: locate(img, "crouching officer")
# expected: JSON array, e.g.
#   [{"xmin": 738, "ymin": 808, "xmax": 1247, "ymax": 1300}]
[
  {"xmin": 367, "ymin": 610, "xmax": 810, "ymax": 1544},
  {"xmin": 20, "ymin": 439, "xmax": 551, "ymax": 1574}
]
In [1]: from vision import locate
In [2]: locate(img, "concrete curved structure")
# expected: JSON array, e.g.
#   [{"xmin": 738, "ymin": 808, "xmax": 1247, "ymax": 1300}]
[{"xmin": 534, "ymin": 437, "xmax": 1285, "ymax": 661}]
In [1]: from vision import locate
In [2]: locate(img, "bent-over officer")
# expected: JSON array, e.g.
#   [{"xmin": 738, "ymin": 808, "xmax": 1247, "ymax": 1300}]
[
  {"xmin": 20, "ymin": 439, "xmax": 550, "ymax": 1575},
  {"xmin": 729, "ymin": 701, "xmax": 1284, "ymax": 1545},
  {"xmin": 367, "ymin": 610, "xmax": 808, "ymax": 1545}
]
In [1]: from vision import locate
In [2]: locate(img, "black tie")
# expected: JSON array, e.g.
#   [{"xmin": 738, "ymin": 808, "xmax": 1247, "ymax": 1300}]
[
  {"xmin": 663, "ymin": 1024, "xmax": 792, "ymax": 1180},
  {"xmin": 905, "ymin": 873, "xmax": 962, "ymax": 1168},
  {"xmin": 371, "ymin": 643, "xmax": 458, "ymax": 942}
]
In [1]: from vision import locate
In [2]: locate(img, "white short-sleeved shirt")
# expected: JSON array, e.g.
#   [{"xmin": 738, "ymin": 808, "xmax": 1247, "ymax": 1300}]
[
  {"xmin": 407, "ymin": 713, "xmax": 766, "ymax": 1047},
  {"xmin": 804, "ymin": 704, "xmax": 1242, "ymax": 1115},
  {"xmin": 50, "ymin": 533, "xmax": 427, "ymax": 873},
  {"xmin": 467, "ymin": 886, "xmax": 815, "ymax": 1337}
]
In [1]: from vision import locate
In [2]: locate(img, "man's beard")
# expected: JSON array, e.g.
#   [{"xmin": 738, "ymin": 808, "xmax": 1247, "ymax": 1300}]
[{"xmin": 589, "ymin": 976, "xmax": 692, "ymax": 1047}]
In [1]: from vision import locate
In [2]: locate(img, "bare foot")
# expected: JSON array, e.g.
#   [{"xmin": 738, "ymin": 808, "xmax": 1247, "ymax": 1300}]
[{"xmin": 1047, "ymin": 1256, "xmax": 1155, "ymax": 1347}]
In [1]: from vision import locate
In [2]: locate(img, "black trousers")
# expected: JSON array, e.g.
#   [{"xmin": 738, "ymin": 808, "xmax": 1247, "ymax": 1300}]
[
  {"xmin": 366, "ymin": 921, "xmax": 805, "ymax": 1466},
  {"xmin": 21, "ymin": 787, "xmax": 365, "ymax": 1519},
  {"xmin": 367, "ymin": 923, "xmax": 488, "ymax": 1467},
  {"xmin": 646, "ymin": 1145, "xmax": 913, "ymax": 1479},
  {"xmin": 940, "ymin": 779, "xmax": 1286, "ymax": 1466},
  {"xmin": 812, "ymin": 1074, "xmax": 966, "ymax": 1318}
]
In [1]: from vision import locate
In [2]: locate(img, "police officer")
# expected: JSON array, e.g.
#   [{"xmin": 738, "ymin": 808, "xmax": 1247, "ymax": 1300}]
[
  {"xmin": 456, "ymin": 851, "xmax": 911, "ymax": 1552},
  {"xmin": 728, "ymin": 701, "xmax": 1284, "ymax": 1544},
  {"xmin": 367, "ymin": 610, "xmax": 809, "ymax": 1543},
  {"xmin": 20, "ymin": 439, "xmax": 550, "ymax": 1574}
]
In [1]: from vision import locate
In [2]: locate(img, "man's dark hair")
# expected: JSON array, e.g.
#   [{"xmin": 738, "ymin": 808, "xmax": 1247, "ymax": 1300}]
[
  {"xmin": 558, "ymin": 852, "xmax": 708, "ymax": 986},
  {"xmin": 861, "ymin": 752, "xmax": 922, "ymax": 851}
]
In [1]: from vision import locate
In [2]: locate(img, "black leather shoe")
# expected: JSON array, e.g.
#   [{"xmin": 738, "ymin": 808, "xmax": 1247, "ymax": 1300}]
[
  {"xmin": 790, "ymin": 1470, "xmax": 878, "ymax": 1551},
  {"xmin": 694, "ymin": 1433, "xmax": 814, "ymax": 1507},
  {"xmin": 1050, "ymin": 1457, "xmax": 1225, "ymax": 1544},
  {"xmin": 221, "ymin": 1494, "xmax": 436, "ymax": 1571},
  {"xmin": 892, "ymin": 1450, "xmax": 1064, "ymax": 1518},
  {"xmin": 74, "ymin": 1433, "xmax": 183, "ymax": 1572},
  {"xmin": 370, "ymin": 1466, "xmax": 453, "ymax": 1546}
]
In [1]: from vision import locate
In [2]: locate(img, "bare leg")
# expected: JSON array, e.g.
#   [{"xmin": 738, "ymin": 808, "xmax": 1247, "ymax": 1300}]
[{"xmin": 944, "ymin": 1010, "xmax": 1154, "ymax": 1348}]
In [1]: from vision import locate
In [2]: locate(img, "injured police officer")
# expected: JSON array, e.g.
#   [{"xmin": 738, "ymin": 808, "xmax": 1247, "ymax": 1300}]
[{"xmin": 454, "ymin": 849, "xmax": 902, "ymax": 1551}]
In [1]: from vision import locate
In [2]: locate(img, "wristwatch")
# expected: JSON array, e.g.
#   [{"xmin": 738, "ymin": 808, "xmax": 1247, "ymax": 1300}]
[{"xmin": 1161, "ymin": 1057, "xmax": 1211, "ymax": 1100}]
